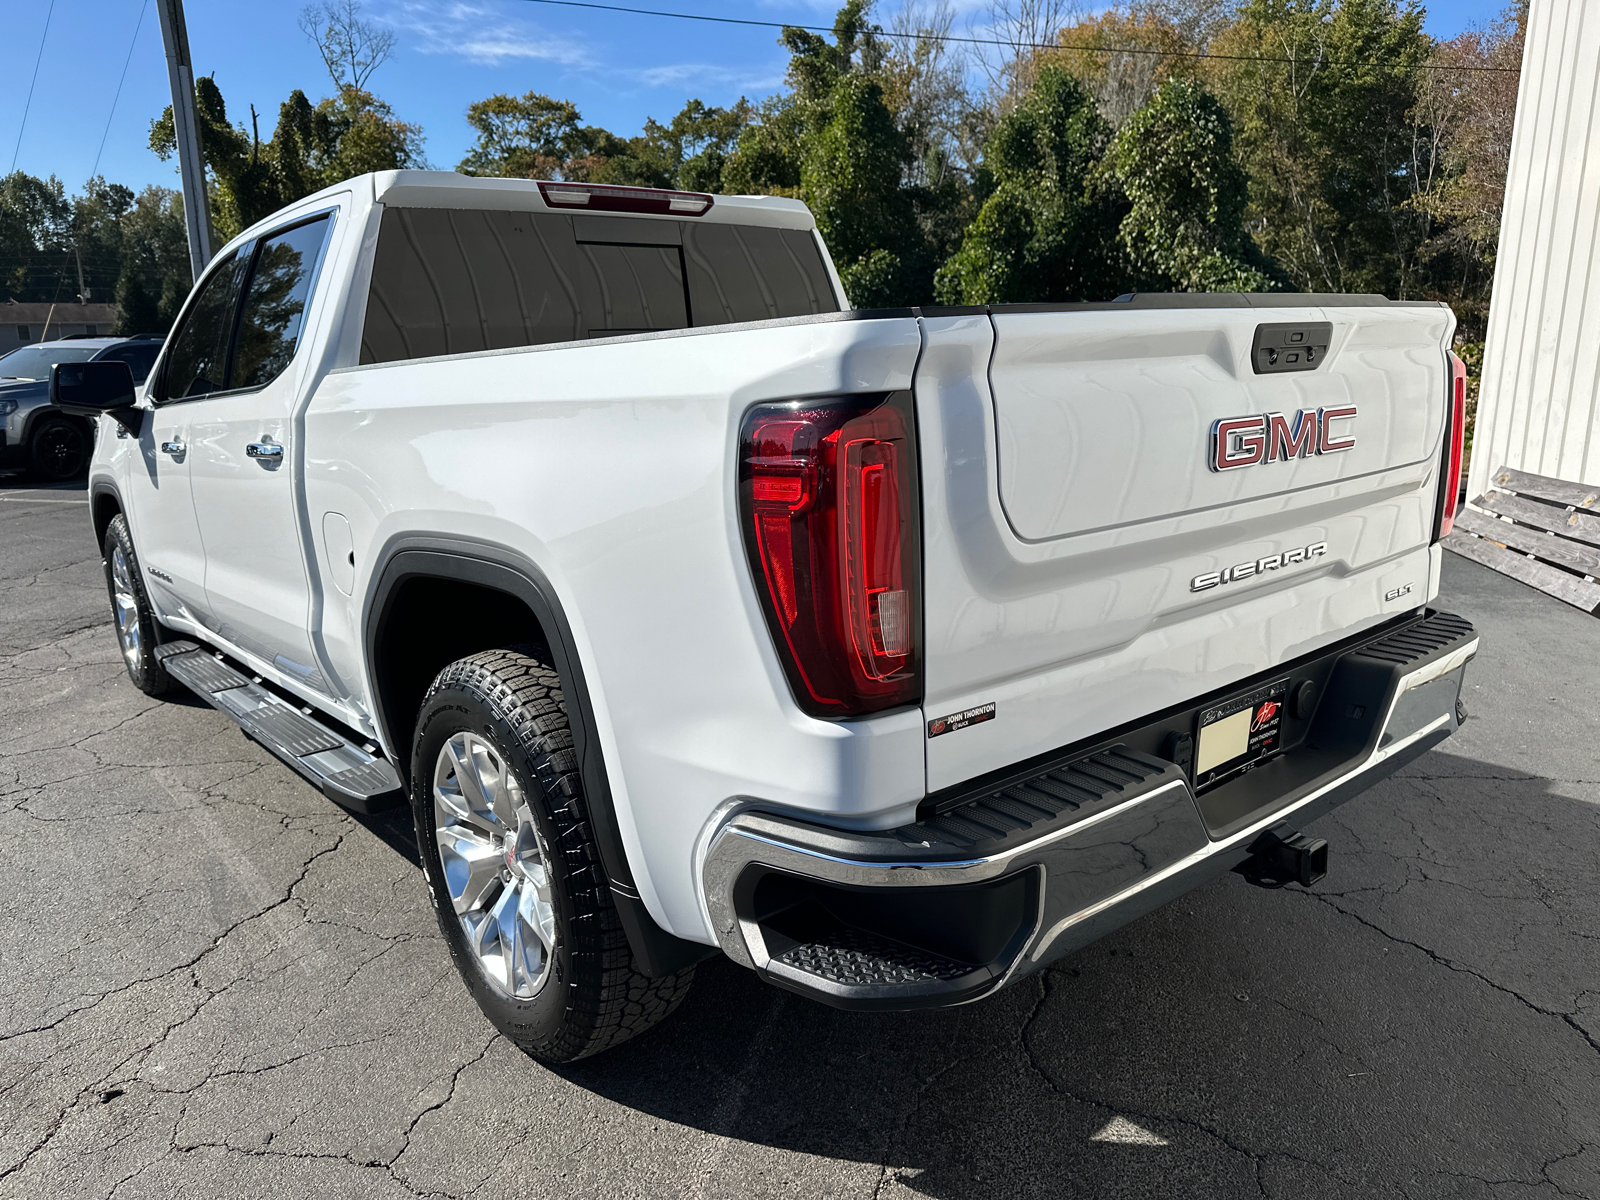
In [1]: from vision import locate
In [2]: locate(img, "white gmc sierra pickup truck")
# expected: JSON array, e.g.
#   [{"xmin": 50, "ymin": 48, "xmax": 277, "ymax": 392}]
[{"xmin": 53, "ymin": 171, "xmax": 1478, "ymax": 1062}]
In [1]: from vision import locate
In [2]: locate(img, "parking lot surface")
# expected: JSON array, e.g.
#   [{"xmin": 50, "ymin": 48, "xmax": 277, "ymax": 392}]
[{"xmin": 2, "ymin": 473, "xmax": 1597, "ymax": 1199}]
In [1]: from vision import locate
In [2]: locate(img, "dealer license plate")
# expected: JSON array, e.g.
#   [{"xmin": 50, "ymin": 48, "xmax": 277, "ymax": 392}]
[{"xmin": 1194, "ymin": 678, "xmax": 1289, "ymax": 791}]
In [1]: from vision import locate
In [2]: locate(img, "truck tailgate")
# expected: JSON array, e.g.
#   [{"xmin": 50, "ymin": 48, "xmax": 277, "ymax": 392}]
[{"xmin": 915, "ymin": 299, "xmax": 1454, "ymax": 793}]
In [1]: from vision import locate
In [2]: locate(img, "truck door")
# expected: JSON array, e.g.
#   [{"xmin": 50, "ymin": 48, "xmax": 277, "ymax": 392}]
[
  {"xmin": 186, "ymin": 215, "xmax": 334, "ymax": 693},
  {"xmin": 124, "ymin": 249, "xmax": 242, "ymax": 625}
]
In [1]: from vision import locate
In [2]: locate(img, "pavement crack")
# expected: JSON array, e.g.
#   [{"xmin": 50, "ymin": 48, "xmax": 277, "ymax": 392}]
[{"xmin": 1302, "ymin": 890, "xmax": 1600, "ymax": 1058}]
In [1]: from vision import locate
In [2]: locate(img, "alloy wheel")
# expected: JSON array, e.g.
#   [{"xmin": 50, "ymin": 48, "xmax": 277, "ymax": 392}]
[
  {"xmin": 109, "ymin": 545, "xmax": 142, "ymax": 669},
  {"xmin": 432, "ymin": 731, "xmax": 557, "ymax": 998}
]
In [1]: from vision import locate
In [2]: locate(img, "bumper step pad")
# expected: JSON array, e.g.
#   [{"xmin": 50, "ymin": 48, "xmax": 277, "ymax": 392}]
[
  {"xmin": 1347, "ymin": 610, "xmax": 1476, "ymax": 667},
  {"xmin": 156, "ymin": 640, "xmax": 403, "ymax": 813},
  {"xmin": 772, "ymin": 929, "xmax": 974, "ymax": 988},
  {"xmin": 909, "ymin": 747, "xmax": 1172, "ymax": 851}
]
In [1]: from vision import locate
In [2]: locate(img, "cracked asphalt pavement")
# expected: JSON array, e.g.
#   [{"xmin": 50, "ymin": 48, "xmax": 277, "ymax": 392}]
[{"xmin": 2, "ymin": 472, "xmax": 1597, "ymax": 1199}]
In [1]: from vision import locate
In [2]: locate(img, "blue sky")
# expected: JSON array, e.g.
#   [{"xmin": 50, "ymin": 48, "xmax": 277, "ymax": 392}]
[{"xmin": 6, "ymin": 0, "xmax": 1514, "ymax": 197}]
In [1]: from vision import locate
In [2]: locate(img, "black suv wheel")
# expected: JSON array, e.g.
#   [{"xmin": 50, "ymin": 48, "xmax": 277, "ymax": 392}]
[{"xmin": 27, "ymin": 414, "xmax": 91, "ymax": 481}]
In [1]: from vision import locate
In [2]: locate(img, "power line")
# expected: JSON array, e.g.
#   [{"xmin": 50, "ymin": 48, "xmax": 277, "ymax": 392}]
[
  {"xmin": 11, "ymin": 0, "xmax": 58, "ymax": 174},
  {"xmin": 511, "ymin": 0, "xmax": 1521, "ymax": 74},
  {"xmin": 91, "ymin": 0, "xmax": 153, "ymax": 182}
]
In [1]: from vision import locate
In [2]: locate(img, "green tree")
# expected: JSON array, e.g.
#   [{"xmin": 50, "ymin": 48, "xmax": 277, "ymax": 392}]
[
  {"xmin": 1105, "ymin": 78, "xmax": 1284, "ymax": 291},
  {"xmin": 724, "ymin": 0, "xmax": 947, "ymax": 306},
  {"xmin": 722, "ymin": 0, "xmax": 889, "ymax": 201},
  {"xmin": 935, "ymin": 65, "xmax": 1124, "ymax": 304},
  {"xmin": 113, "ymin": 187, "xmax": 190, "ymax": 334},
  {"xmin": 68, "ymin": 178, "xmax": 137, "ymax": 305},
  {"xmin": 152, "ymin": 76, "xmax": 423, "ymax": 240},
  {"xmin": 459, "ymin": 93, "xmax": 754, "ymax": 193},
  {"xmin": 0, "ymin": 172, "xmax": 71, "ymax": 302},
  {"xmin": 1206, "ymin": 0, "xmax": 1433, "ymax": 296},
  {"xmin": 607, "ymin": 99, "xmax": 756, "ymax": 192},
  {"xmin": 803, "ymin": 74, "xmax": 921, "ymax": 306},
  {"xmin": 457, "ymin": 93, "xmax": 614, "ymax": 180}
]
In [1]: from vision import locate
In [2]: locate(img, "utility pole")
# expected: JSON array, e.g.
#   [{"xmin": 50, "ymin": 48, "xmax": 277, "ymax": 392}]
[{"xmin": 155, "ymin": 0, "xmax": 213, "ymax": 283}]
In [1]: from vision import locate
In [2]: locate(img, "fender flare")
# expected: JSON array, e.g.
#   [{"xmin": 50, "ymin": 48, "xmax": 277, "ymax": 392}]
[
  {"xmin": 364, "ymin": 534, "xmax": 715, "ymax": 977},
  {"xmin": 87, "ymin": 479, "xmax": 125, "ymax": 551}
]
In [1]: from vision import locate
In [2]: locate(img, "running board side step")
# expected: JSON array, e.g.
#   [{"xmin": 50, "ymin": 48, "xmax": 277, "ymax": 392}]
[{"xmin": 155, "ymin": 640, "xmax": 404, "ymax": 813}]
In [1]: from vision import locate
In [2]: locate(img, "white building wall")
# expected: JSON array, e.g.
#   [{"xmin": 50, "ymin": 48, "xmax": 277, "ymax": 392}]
[{"xmin": 1470, "ymin": 0, "xmax": 1600, "ymax": 500}]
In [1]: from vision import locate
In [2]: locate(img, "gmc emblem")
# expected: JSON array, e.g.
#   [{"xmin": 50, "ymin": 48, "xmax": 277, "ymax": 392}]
[{"xmin": 1210, "ymin": 407, "xmax": 1356, "ymax": 472}]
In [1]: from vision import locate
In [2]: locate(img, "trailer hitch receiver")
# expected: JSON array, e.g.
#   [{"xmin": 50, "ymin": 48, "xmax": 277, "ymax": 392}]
[{"xmin": 1234, "ymin": 826, "xmax": 1328, "ymax": 889}]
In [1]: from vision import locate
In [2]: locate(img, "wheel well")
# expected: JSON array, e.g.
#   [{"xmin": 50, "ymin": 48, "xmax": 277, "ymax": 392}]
[
  {"xmin": 90, "ymin": 490, "xmax": 122, "ymax": 553},
  {"xmin": 370, "ymin": 575, "xmax": 547, "ymax": 775}
]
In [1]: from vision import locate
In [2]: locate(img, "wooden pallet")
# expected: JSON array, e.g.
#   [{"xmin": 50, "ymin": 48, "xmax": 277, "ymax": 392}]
[{"xmin": 1444, "ymin": 465, "xmax": 1600, "ymax": 613}]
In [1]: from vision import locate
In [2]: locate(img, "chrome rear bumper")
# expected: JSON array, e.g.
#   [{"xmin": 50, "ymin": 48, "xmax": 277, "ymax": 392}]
[{"xmin": 701, "ymin": 611, "xmax": 1477, "ymax": 1010}]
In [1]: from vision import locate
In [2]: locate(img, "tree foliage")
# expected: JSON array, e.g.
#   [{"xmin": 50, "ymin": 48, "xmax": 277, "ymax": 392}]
[
  {"xmin": 1205, "ymin": 0, "xmax": 1433, "ymax": 296},
  {"xmin": 935, "ymin": 66, "xmax": 1123, "ymax": 303},
  {"xmin": 151, "ymin": 77, "xmax": 423, "ymax": 240},
  {"xmin": 0, "ymin": 170, "xmax": 189, "ymax": 333},
  {"xmin": 458, "ymin": 92, "xmax": 754, "ymax": 194},
  {"xmin": 1105, "ymin": 78, "xmax": 1284, "ymax": 291},
  {"xmin": 5, "ymin": 0, "xmax": 1527, "ymax": 338}
]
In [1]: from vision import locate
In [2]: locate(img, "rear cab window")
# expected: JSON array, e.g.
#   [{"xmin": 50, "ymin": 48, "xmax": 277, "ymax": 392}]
[{"xmin": 359, "ymin": 209, "xmax": 839, "ymax": 365}]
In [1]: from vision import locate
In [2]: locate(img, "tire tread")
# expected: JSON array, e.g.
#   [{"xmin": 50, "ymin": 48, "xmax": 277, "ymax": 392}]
[{"xmin": 419, "ymin": 647, "xmax": 692, "ymax": 1061}]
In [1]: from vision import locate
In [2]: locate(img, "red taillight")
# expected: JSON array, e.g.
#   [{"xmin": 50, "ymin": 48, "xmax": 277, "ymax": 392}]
[
  {"xmin": 1436, "ymin": 352, "xmax": 1468, "ymax": 540},
  {"xmin": 536, "ymin": 180, "xmax": 714, "ymax": 216},
  {"xmin": 738, "ymin": 393, "xmax": 921, "ymax": 718}
]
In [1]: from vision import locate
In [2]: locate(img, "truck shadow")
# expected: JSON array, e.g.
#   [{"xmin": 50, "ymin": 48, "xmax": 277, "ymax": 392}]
[{"xmin": 546, "ymin": 751, "xmax": 1599, "ymax": 1199}]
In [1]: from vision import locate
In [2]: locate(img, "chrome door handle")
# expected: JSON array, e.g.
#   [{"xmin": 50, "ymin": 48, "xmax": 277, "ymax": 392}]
[
  {"xmin": 160, "ymin": 440, "xmax": 185, "ymax": 456},
  {"xmin": 245, "ymin": 442, "xmax": 284, "ymax": 461}
]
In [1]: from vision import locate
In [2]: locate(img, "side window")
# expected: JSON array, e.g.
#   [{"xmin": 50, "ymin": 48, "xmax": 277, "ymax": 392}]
[
  {"xmin": 161, "ymin": 251, "xmax": 241, "ymax": 401},
  {"xmin": 231, "ymin": 216, "xmax": 331, "ymax": 390},
  {"xmin": 97, "ymin": 343, "xmax": 160, "ymax": 383}
]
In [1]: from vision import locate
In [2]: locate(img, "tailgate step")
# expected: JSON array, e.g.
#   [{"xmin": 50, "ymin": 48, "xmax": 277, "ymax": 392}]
[{"xmin": 156, "ymin": 640, "xmax": 403, "ymax": 813}]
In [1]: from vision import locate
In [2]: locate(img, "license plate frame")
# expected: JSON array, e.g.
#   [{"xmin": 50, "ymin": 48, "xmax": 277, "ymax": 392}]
[{"xmin": 1194, "ymin": 677, "xmax": 1290, "ymax": 792}]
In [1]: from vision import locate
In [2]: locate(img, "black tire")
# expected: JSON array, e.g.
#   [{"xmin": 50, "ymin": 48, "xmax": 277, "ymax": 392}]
[
  {"xmin": 26, "ymin": 415, "xmax": 90, "ymax": 481},
  {"xmin": 102, "ymin": 514, "xmax": 177, "ymax": 696},
  {"xmin": 412, "ymin": 647, "xmax": 693, "ymax": 1062}
]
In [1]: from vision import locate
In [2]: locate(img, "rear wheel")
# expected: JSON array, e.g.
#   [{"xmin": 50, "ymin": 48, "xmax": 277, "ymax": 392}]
[
  {"xmin": 102, "ymin": 515, "xmax": 177, "ymax": 696},
  {"xmin": 412, "ymin": 647, "xmax": 693, "ymax": 1062},
  {"xmin": 27, "ymin": 415, "xmax": 90, "ymax": 481}
]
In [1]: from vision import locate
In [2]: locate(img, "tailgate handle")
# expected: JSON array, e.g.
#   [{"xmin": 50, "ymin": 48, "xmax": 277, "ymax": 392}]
[{"xmin": 1252, "ymin": 322, "xmax": 1332, "ymax": 374}]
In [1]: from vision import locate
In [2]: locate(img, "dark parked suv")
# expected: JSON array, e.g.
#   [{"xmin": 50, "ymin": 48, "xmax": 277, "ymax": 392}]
[{"xmin": 0, "ymin": 337, "xmax": 162, "ymax": 480}]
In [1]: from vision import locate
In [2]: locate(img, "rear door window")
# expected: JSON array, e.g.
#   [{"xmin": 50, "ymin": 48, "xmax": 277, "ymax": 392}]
[
  {"xmin": 231, "ymin": 216, "xmax": 332, "ymax": 390},
  {"xmin": 360, "ymin": 208, "xmax": 839, "ymax": 366},
  {"xmin": 161, "ymin": 251, "xmax": 241, "ymax": 400}
]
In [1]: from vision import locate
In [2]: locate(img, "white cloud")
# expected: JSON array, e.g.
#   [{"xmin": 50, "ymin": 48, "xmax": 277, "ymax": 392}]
[
  {"xmin": 379, "ymin": 1, "xmax": 597, "ymax": 67},
  {"xmin": 629, "ymin": 62, "xmax": 784, "ymax": 90}
]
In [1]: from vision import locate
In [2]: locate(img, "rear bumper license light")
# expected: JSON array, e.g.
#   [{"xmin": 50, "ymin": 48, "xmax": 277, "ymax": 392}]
[{"xmin": 738, "ymin": 392, "xmax": 922, "ymax": 718}]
